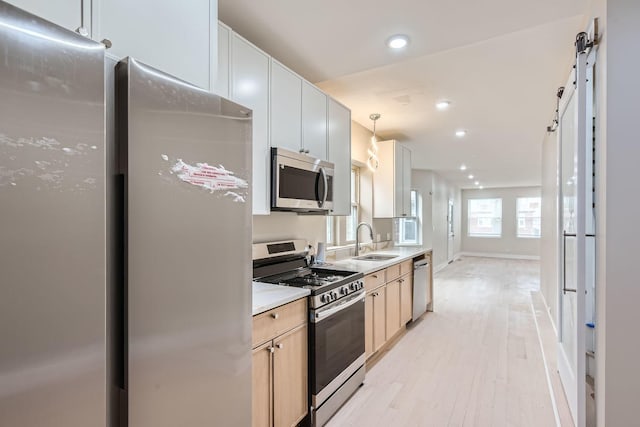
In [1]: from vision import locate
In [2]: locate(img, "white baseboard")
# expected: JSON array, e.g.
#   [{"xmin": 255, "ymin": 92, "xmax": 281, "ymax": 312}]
[
  {"xmin": 459, "ymin": 251, "xmax": 541, "ymax": 261},
  {"xmin": 434, "ymin": 262, "xmax": 449, "ymax": 273},
  {"xmin": 538, "ymin": 288, "xmax": 558, "ymax": 337}
]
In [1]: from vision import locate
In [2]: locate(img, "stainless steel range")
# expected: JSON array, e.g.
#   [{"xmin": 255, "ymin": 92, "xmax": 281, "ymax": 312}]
[{"xmin": 253, "ymin": 240, "xmax": 366, "ymax": 426}]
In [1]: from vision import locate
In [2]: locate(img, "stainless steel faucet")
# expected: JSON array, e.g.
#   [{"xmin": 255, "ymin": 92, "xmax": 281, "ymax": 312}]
[{"xmin": 355, "ymin": 222, "xmax": 374, "ymax": 257}]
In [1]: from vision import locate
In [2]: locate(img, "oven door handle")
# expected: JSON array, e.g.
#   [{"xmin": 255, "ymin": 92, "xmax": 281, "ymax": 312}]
[{"xmin": 311, "ymin": 291, "xmax": 365, "ymax": 323}]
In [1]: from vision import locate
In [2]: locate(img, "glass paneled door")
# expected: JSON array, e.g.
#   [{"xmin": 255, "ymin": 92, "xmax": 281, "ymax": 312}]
[{"xmin": 557, "ymin": 31, "xmax": 597, "ymax": 427}]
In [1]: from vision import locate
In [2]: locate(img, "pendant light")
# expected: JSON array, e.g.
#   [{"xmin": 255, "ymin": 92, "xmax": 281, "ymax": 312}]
[{"xmin": 367, "ymin": 113, "xmax": 381, "ymax": 172}]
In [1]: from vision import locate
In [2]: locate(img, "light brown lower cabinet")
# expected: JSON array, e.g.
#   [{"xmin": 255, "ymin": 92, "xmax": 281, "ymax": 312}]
[
  {"xmin": 273, "ymin": 324, "xmax": 308, "ymax": 427},
  {"xmin": 364, "ymin": 261, "xmax": 416, "ymax": 361},
  {"xmin": 253, "ymin": 341, "xmax": 273, "ymax": 427},
  {"xmin": 400, "ymin": 273, "xmax": 413, "ymax": 325},
  {"xmin": 385, "ymin": 279, "xmax": 401, "ymax": 339},
  {"xmin": 365, "ymin": 283, "xmax": 387, "ymax": 360},
  {"xmin": 252, "ymin": 299, "xmax": 308, "ymax": 427}
]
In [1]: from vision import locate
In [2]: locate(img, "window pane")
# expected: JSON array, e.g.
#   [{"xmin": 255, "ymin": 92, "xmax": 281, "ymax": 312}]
[
  {"xmin": 517, "ymin": 197, "xmax": 541, "ymax": 238},
  {"xmin": 395, "ymin": 191, "xmax": 421, "ymax": 245},
  {"xmin": 350, "ymin": 168, "xmax": 357, "ymax": 204},
  {"xmin": 468, "ymin": 198, "xmax": 502, "ymax": 237},
  {"xmin": 346, "ymin": 206, "xmax": 357, "ymax": 242},
  {"xmin": 410, "ymin": 190, "xmax": 417, "ymax": 217}
]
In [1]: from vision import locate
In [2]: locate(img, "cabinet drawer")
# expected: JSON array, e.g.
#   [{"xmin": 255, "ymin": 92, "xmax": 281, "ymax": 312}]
[
  {"xmin": 385, "ymin": 263, "xmax": 401, "ymax": 282},
  {"xmin": 253, "ymin": 298, "xmax": 307, "ymax": 348},
  {"xmin": 364, "ymin": 271, "xmax": 385, "ymax": 292},
  {"xmin": 400, "ymin": 260, "xmax": 413, "ymax": 276}
]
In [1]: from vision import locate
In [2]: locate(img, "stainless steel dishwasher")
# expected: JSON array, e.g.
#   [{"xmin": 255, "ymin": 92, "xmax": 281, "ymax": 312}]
[{"xmin": 412, "ymin": 258, "xmax": 431, "ymax": 320}]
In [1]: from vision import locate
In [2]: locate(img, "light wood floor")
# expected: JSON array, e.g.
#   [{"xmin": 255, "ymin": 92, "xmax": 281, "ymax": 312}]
[{"xmin": 327, "ymin": 256, "xmax": 572, "ymax": 427}]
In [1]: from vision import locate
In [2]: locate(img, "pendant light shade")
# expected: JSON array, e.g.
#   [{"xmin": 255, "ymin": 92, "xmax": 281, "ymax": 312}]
[{"xmin": 367, "ymin": 113, "xmax": 381, "ymax": 172}]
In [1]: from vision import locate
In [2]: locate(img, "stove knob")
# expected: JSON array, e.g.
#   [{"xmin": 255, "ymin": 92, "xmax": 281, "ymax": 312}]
[
  {"xmin": 320, "ymin": 295, "xmax": 327, "ymax": 303},
  {"xmin": 349, "ymin": 283, "xmax": 356, "ymax": 291},
  {"xmin": 331, "ymin": 291, "xmax": 337, "ymax": 300},
  {"xmin": 341, "ymin": 287, "xmax": 348, "ymax": 295}
]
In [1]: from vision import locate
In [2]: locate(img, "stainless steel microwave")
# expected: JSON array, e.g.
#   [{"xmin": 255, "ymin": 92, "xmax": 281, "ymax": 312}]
[{"xmin": 271, "ymin": 147, "xmax": 334, "ymax": 213}]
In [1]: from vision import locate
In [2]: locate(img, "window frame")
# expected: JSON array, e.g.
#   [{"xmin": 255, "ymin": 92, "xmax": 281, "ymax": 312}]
[
  {"xmin": 396, "ymin": 189, "xmax": 421, "ymax": 246},
  {"xmin": 327, "ymin": 165, "xmax": 360, "ymax": 246}
]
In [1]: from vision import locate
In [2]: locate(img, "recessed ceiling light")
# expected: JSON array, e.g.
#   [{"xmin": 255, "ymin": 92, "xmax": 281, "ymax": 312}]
[
  {"xmin": 436, "ymin": 100, "xmax": 451, "ymax": 110},
  {"xmin": 475, "ymin": 181, "xmax": 480, "ymax": 185},
  {"xmin": 387, "ymin": 34, "xmax": 409, "ymax": 49},
  {"xmin": 460, "ymin": 164, "xmax": 467, "ymax": 171},
  {"xmin": 468, "ymin": 174, "xmax": 474, "ymax": 179},
  {"xmin": 456, "ymin": 129, "xmax": 467, "ymax": 138},
  {"xmin": 479, "ymin": 186, "xmax": 484, "ymax": 189}
]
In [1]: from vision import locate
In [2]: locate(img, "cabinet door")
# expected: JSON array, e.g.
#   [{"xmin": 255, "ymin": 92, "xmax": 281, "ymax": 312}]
[
  {"xmin": 213, "ymin": 22, "xmax": 230, "ymax": 97},
  {"xmin": 270, "ymin": 60, "xmax": 302, "ymax": 153},
  {"xmin": 386, "ymin": 280, "xmax": 401, "ymax": 339},
  {"xmin": 400, "ymin": 274, "xmax": 413, "ymax": 325},
  {"xmin": 253, "ymin": 341, "xmax": 273, "ymax": 427},
  {"xmin": 8, "ymin": 0, "xmax": 84, "ymax": 33},
  {"xmin": 373, "ymin": 286, "xmax": 387, "ymax": 352},
  {"xmin": 230, "ymin": 34, "xmax": 270, "ymax": 215},
  {"xmin": 93, "ymin": 0, "xmax": 214, "ymax": 90},
  {"xmin": 302, "ymin": 81, "xmax": 327, "ymax": 160},
  {"xmin": 273, "ymin": 324, "xmax": 308, "ymax": 427},
  {"xmin": 373, "ymin": 140, "xmax": 395, "ymax": 218},
  {"xmin": 365, "ymin": 292, "xmax": 375, "ymax": 359},
  {"xmin": 400, "ymin": 145, "xmax": 412, "ymax": 216},
  {"xmin": 328, "ymin": 98, "xmax": 351, "ymax": 216}
]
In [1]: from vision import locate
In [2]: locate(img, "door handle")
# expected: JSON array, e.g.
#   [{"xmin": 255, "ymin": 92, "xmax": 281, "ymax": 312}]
[
  {"xmin": 276, "ymin": 343, "xmax": 284, "ymax": 349},
  {"xmin": 563, "ymin": 233, "xmax": 577, "ymax": 294},
  {"xmin": 318, "ymin": 167, "xmax": 328, "ymax": 208}
]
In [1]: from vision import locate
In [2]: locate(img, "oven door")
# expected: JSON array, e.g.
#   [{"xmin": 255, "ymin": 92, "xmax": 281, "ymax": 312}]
[
  {"xmin": 271, "ymin": 148, "xmax": 334, "ymax": 212},
  {"xmin": 310, "ymin": 290, "xmax": 365, "ymax": 406}
]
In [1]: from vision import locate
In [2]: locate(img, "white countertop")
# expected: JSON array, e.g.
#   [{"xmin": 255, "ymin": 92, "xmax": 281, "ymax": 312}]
[
  {"xmin": 252, "ymin": 246, "xmax": 430, "ymax": 315},
  {"xmin": 252, "ymin": 282, "xmax": 310, "ymax": 316},
  {"xmin": 319, "ymin": 246, "xmax": 432, "ymax": 275}
]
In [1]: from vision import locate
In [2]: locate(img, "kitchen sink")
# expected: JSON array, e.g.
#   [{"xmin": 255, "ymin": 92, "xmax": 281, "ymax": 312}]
[{"xmin": 353, "ymin": 254, "xmax": 399, "ymax": 261}]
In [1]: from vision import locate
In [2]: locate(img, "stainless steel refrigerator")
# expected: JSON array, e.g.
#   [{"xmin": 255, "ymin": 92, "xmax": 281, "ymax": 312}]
[
  {"xmin": 0, "ymin": 2, "xmax": 108, "ymax": 426},
  {"xmin": 115, "ymin": 57, "xmax": 253, "ymax": 426}
]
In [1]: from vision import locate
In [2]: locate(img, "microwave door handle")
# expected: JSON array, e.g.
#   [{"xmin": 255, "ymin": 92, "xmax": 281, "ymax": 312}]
[{"xmin": 319, "ymin": 167, "xmax": 328, "ymax": 207}]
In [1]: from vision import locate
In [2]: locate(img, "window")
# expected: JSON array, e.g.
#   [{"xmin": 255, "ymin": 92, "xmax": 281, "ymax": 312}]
[
  {"xmin": 326, "ymin": 215, "xmax": 334, "ymax": 245},
  {"xmin": 327, "ymin": 166, "xmax": 360, "ymax": 246},
  {"xmin": 516, "ymin": 197, "xmax": 541, "ymax": 238},
  {"xmin": 345, "ymin": 167, "xmax": 360, "ymax": 242},
  {"xmin": 468, "ymin": 198, "xmax": 502, "ymax": 237},
  {"xmin": 395, "ymin": 190, "xmax": 420, "ymax": 245}
]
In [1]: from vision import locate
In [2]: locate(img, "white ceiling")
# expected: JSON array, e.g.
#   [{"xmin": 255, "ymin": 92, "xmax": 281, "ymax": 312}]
[{"xmin": 219, "ymin": 0, "xmax": 588, "ymax": 189}]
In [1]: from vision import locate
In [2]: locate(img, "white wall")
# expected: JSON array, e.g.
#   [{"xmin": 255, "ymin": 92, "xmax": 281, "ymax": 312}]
[
  {"xmin": 461, "ymin": 187, "xmax": 541, "ymax": 258},
  {"xmin": 412, "ymin": 169, "xmax": 461, "ymax": 271},
  {"xmin": 540, "ymin": 131, "xmax": 559, "ymax": 329}
]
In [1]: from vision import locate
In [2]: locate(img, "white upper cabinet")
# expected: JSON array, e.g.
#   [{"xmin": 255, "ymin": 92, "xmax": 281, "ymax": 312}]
[
  {"xmin": 7, "ymin": 0, "xmax": 87, "ymax": 33},
  {"xmin": 302, "ymin": 82, "xmax": 328, "ymax": 160},
  {"xmin": 213, "ymin": 22, "xmax": 231, "ymax": 98},
  {"xmin": 374, "ymin": 140, "xmax": 412, "ymax": 218},
  {"xmin": 270, "ymin": 60, "xmax": 302, "ymax": 153},
  {"xmin": 327, "ymin": 98, "xmax": 351, "ymax": 216},
  {"xmin": 92, "ymin": 0, "xmax": 216, "ymax": 90},
  {"xmin": 230, "ymin": 34, "xmax": 270, "ymax": 215}
]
